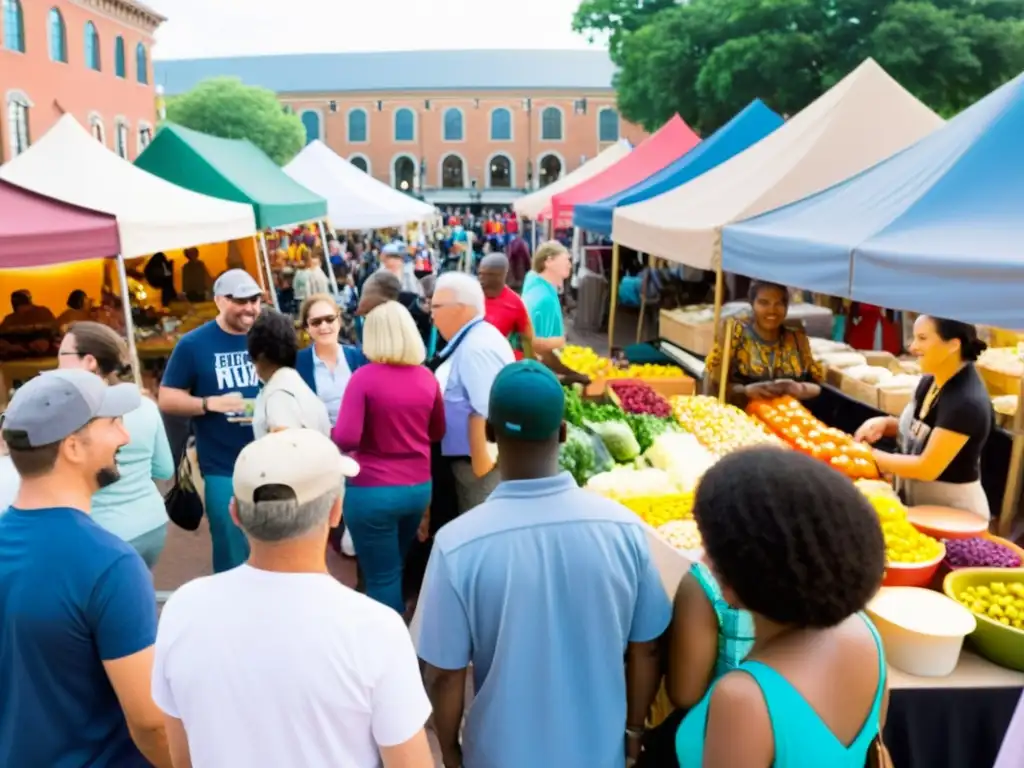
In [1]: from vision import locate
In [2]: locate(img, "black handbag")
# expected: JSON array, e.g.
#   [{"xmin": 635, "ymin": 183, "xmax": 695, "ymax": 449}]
[{"xmin": 165, "ymin": 424, "xmax": 204, "ymax": 531}]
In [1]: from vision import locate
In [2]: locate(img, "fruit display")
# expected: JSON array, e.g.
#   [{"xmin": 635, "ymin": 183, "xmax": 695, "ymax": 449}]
[
  {"xmin": 609, "ymin": 381, "xmax": 672, "ymax": 418},
  {"xmin": 954, "ymin": 581, "xmax": 1024, "ymax": 629},
  {"xmin": 747, "ymin": 396, "xmax": 879, "ymax": 480},
  {"xmin": 587, "ymin": 467, "xmax": 694, "ymax": 526},
  {"xmin": 863, "ymin": 488, "xmax": 944, "ymax": 564},
  {"xmin": 559, "ymin": 345, "xmax": 683, "ymax": 380},
  {"xmin": 944, "ymin": 538, "xmax": 1022, "ymax": 569},
  {"xmin": 658, "ymin": 519, "xmax": 703, "ymax": 552},
  {"xmin": 645, "ymin": 432, "xmax": 717, "ymax": 492},
  {"xmin": 670, "ymin": 396, "xmax": 784, "ymax": 457},
  {"xmin": 558, "ymin": 424, "xmax": 614, "ymax": 486}
]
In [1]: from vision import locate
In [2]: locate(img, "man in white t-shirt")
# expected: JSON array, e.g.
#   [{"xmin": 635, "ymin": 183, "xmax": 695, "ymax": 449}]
[{"xmin": 151, "ymin": 429, "xmax": 434, "ymax": 768}]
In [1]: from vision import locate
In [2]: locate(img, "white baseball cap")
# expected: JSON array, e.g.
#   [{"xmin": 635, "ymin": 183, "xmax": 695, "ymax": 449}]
[{"xmin": 233, "ymin": 429, "xmax": 359, "ymax": 504}]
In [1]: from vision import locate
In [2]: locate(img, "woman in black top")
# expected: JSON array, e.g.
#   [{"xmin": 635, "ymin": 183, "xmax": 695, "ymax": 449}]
[{"xmin": 855, "ymin": 316, "xmax": 993, "ymax": 519}]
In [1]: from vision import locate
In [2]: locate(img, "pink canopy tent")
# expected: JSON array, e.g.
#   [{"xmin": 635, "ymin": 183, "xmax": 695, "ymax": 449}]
[
  {"xmin": 0, "ymin": 180, "xmax": 120, "ymax": 268},
  {"xmin": 544, "ymin": 115, "xmax": 701, "ymax": 229}
]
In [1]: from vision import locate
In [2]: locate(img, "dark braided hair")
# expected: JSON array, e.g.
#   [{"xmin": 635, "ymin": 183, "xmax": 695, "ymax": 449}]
[{"xmin": 693, "ymin": 447, "xmax": 885, "ymax": 628}]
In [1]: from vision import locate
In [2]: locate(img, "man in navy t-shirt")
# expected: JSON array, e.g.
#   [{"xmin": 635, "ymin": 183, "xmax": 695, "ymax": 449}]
[
  {"xmin": 0, "ymin": 369, "xmax": 170, "ymax": 767},
  {"xmin": 159, "ymin": 269, "xmax": 262, "ymax": 572}
]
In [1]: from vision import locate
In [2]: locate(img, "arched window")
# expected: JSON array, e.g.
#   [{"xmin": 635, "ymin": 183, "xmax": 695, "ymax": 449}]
[
  {"xmin": 47, "ymin": 7, "xmax": 67, "ymax": 62},
  {"xmin": 3, "ymin": 0, "xmax": 25, "ymax": 53},
  {"xmin": 6, "ymin": 92, "xmax": 31, "ymax": 157},
  {"xmin": 538, "ymin": 154, "xmax": 562, "ymax": 187},
  {"xmin": 115, "ymin": 119, "xmax": 129, "ymax": 159},
  {"xmin": 488, "ymin": 155, "xmax": 512, "ymax": 188},
  {"xmin": 135, "ymin": 43, "xmax": 148, "ymax": 84},
  {"xmin": 394, "ymin": 108, "xmax": 415, "ymax": 142},
  {"xmin": 89, "ymin": 114, "xmax": 105, "ymax": 145},
  {"xmin": 441, "ymin": 155, "xmax": 464, "ymax": 188},
  {"xmin": 350, "ymin": 155, "xmax": 370, "ymax": 174},
  {"xmin": 443, "ymin": 108, "xmax": 463, "ymax": 142},
  {"xmin": 84, "ymin": 22, "xmax": 100, "ymax": 71},
  {"xmin": 490, "ymin": 107, "xmax": 511, "ymax": 141},
  {"xmin": 138, "ymin": 124, "xmax": 153, "ymax": 152},
  {"xmin": 599, "ymin": 108, "xmax": 619, "ymax": 142},
  {"xmin": 393, "ymin": 155, "xmax": 416, "ymax": 191},
  {"xmin": 347, "ymin": 108, "xmax": 367, "ymax": 143},
  {"xmin": 541, "ymin": 107, "xmax": 563, "ymax": 141},
  {"xmin": 300, "ymin": 110, "xmax": 321, "ymax": 144},
  {"xmin": 114, "ymin": 36, "xmax": 126, "ymax": 77}
]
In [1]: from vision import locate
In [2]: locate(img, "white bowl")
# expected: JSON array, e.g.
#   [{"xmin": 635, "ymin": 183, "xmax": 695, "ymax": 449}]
[{"xmin": 867, "ymin": 587, "xmax": 976, "ymax": 677}]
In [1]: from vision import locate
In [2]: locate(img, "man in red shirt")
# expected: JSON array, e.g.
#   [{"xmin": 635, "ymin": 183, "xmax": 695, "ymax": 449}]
[{"xmin": 479, "ymin": 254, "xmax": 534, "ymax": 361}]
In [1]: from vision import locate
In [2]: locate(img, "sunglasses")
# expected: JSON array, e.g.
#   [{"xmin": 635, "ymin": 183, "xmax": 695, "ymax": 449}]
[
  {"xmin": 308, "ymin": 314, "xmax": 339, "ymax": 328},
  {"xmin": 228, "ymin": 296, "xmax": 261, "ymax": 306}
]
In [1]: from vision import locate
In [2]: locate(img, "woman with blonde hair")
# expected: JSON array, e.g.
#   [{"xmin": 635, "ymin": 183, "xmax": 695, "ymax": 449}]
[
  {"xmin": 332, "ymin": 300, "xmax": 446, "ymax": 614},
  {"xmin": 57, "ymin": 321, "xmax": 174, "ymax": 567}
]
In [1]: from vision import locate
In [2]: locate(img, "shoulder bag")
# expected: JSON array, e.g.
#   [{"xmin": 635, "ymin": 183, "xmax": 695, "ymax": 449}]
[{"xmin": 164, "ymin": 421, "xmax": 204, "ymax": 531}]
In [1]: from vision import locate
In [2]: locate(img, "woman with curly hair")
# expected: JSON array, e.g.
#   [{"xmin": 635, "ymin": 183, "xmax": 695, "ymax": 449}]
[
  {"xmin": 675, "ymin": 447, "xmax": 888, "ymax": 767},
  {"xmin": 247, "ymin": 309, "xmax": 330, "ymax": 438}
]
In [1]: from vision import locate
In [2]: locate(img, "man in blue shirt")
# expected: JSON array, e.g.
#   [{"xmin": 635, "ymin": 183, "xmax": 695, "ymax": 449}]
[
  {"xmin": 416, "ymin": 360, "xmax": 671, "ymax": 768},
  {"xmin": 0, "ymin": 369, "xmax": 170, "ymax": 767},
  {"xmin": 158, "ymin": 269, "xmax": 262, "ymax": 572}
]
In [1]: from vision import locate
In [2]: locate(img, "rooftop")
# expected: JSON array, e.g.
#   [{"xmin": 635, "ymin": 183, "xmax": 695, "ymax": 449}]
[{"xmin": 154, "ymin": 49, "xmax": 617, "ymax": 96}]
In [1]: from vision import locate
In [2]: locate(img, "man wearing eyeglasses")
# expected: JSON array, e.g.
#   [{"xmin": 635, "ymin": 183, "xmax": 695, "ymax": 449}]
[{"xmin": 158, "ymin": 270, "xmax": 263, "ymax": 573}]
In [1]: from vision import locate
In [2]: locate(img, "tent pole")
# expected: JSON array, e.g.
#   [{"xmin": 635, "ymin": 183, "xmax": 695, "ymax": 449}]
[
  {"xmin": 251, "ymin": 236, "xmax": 267, "ymax": 292},
  {"xmin": 257, "ymin": 233, "xmax": 281, "ymax": 311},
  {"xmin": 115, "ymin": 254, "xmax": 143, "ymax": 387},
  {"xmin": 316, "ymin": 220, "xmax": 341, "ymax": 295},
  {"xmin": 531, "ymin": 218, "xmax": 538, "ymax": 253},
  {"xmin": 608, "ymin": 241, "xmax": 621, "ymax": 356},
  {"xmin": 711, "ymin": 233, "xmax": 725, "ymax": 345},
  {"xmin": 1000, "ymin": 371, "xmax": 1024, "ymax": 535}
]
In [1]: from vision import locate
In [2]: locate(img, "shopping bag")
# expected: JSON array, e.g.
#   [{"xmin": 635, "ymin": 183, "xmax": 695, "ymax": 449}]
[{"xmin": 165, "ymin": 429, "xmax": 204, "ymax": 531}]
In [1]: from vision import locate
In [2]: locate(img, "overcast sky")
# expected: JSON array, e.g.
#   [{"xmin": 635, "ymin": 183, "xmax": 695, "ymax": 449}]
[{"xmin": 146, "ymin": 0, "xmax": 602, "ymax": 60}]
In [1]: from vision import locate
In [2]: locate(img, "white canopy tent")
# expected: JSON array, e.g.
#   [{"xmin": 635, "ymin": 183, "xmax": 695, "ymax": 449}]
[
  {"xmin": 0, "ymin": 115, "xmax": 256, "ymax": 258},
  {"xmin": 514, "ymin": 139, "xmax": 632, "ymax": 220},
  {"xmin": 612, "ymin": 59, "xmax": 944, "ymax": 270},
  {"xmin": 284, "ymin": 141, "xmax": 436, "ymax": 230}
]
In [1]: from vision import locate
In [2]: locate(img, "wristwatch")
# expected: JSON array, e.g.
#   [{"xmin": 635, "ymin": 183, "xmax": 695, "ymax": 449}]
[{"xmin": 201, "ymin": 397, "xmax": 209, "ymax": 413}]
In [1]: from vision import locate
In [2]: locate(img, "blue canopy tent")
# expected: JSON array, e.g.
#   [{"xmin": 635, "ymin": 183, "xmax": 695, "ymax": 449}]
[
  {"xmin": 722, "ymin": 71, "xmax": 1024, "ymax": 329},
  {"xmin": 573, "ymin": 100, "xmax": 784, "ymax": 236}
]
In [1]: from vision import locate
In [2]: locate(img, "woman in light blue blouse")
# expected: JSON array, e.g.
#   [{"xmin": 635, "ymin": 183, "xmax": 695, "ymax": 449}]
[
  {"xmin": 295, "ymin": 294, "xmax": 367, "ymax": 427},
  {"xmin": 57, "ymin": 322, "xmax": 174, "ymax": 568}
]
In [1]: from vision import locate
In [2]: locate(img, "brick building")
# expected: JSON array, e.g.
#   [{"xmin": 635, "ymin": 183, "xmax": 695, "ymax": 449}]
[
  {"xmin": 155, "ymin": 50, "xmax": 647, "ymax": 206},
  {"xmin": 0, "ymin": 0, "xmax": 164, "ymax": 164}
]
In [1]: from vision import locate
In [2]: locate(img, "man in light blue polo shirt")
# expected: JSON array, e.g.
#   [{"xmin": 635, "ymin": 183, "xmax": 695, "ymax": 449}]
[
  {"xmin": 416, "ymin": 360, "xmax": 671, "ymax": 768},
  {"xmin": 522, "ymin": 240, "xmax": 572, "ymax": 355}
]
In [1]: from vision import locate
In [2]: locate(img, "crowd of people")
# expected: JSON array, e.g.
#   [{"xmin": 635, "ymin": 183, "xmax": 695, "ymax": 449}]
[{"xmin": 0, "ymin": 234, "xmax": 913, "ymax": 768}]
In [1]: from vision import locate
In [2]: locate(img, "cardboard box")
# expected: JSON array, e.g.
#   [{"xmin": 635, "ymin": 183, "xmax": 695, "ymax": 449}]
[
  {"xmin": 838, "ymin": 355, "xmax": 909, "ymax": 410},
  {"xmin": 659, "ymin": 310, "xmax": 715, "ymax": 356},
  {"xmin": 878, "ymin": 387, "xmax": 914, "ymax": 417}
]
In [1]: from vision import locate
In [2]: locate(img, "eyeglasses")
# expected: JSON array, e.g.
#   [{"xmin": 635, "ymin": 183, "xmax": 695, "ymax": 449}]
[
  {"xmin": 308, "ymin": 314, "xmax": 339, "ymax": 328},
  {"xmin": 228, "ymin": 296, "xmax": 261, "ymax": 306}
]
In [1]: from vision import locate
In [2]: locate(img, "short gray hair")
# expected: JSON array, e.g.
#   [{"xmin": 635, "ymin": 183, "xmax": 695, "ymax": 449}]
[
  {"xmin": 234, "ymin": 487, "xmax": 340, "ymax": 542},
  {"xmin": 435, "ymin": 272, "xmax": 485, "ymax": 315}
]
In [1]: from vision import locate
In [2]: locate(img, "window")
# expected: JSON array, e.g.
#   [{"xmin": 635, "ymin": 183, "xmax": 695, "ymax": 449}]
[
  {"xmin": 488, "ymin": 155, "xmax": 512, "ymax": 188},
  {"xmin": 89, "ymin": 114, "xmax": 105, "ymax": 145},
  {"xmin": 114, "ymin": 36, "xmax": 125, "ymax": 77},
  {"xmin": 83, "ymin": 22, "xmax": 101, "ymax": 71},
  {"xmin": 3, "ymin": 0, "xmax": 25, "ymax": 52},
  {"xmin": 490, "ymin": 107, "xmax": 511, "ymax": 141},
  {"xmin": 541, "ymin": 107, "xmax": 563, "ymax": 141},
  {"xmin": 135, "ymin": 43, "xmax": 148, "ymax": 84},
  {"xmin": 538, "ymin": 154, "xmax": 562, "ymax": 187},
  {"xmin": 598, "ymin": 108, "xmax": 620, "ymax": 143},
  {"xmin": 394, "ymin": 108, "xmax": 415, "ymax": 142},
  {"xmin": 300, "ymin": 110, "xmax": 320, "ymax": 144},
  {"xmin": 441, "ymin": 155, "xmax": 464, "ymax": 188},
  {"xmin": 392, "ymin": 155, "xmax": 416, "ymax": 191},
  {"xmin": 443, "ymin": 108, "xmax": 463, "ymax": 142},
  {"xmin": 347, "ymin": 108, "xmax": 367, "ymax": 143},
  {"xmin": 138, "ymin": 124, "xmax": 153, "ymax": 152},
  {"xmin": 350, "ymin": 155, "xmax": 369, "ymax": 173},
  {"xmin": 115, "ymin": 120, "xmax": 129, "ymax": 159},
  {"xmin": 47, "ymin": 7, "xmax": 67, "ymax": 62},
  {"xmin": 6, "ymin": 93, "xmax": 30, "ymax": 157}
]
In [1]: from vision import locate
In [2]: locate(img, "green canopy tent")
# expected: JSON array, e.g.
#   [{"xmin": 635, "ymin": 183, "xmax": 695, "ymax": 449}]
[{"xmin": 135, "ymin": 123, "xmax": 330, "ymax": 305}]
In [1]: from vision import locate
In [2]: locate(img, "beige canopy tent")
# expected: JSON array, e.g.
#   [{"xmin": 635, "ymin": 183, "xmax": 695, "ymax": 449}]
[
  {"xmin": 514, "ymin": 140, "xmax": 632, "ymax": 220},
  {"xmin": 608, "ymin": 58, "xmax": 944, "ymax": 344}
]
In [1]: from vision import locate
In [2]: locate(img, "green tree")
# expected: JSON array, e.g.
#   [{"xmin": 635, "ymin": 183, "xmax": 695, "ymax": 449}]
[
  {"xmin": 572, "ymin": 0, "xmax": 677, "ymax": 60},
  {"xmin": 164, "ymin": 77, "xmax": 305, "ymax": 165}
]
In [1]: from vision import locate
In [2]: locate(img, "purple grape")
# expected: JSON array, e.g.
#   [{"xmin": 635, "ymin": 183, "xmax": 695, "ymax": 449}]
[{"xmin": 942, "ymin": 537, "xmax": 1022, "ymax": 569}]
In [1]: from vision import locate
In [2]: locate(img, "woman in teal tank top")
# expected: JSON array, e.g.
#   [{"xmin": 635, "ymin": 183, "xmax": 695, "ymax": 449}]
[{"xmin": 675, "ymin": 448, "xmax": 889, "ymax": 767}]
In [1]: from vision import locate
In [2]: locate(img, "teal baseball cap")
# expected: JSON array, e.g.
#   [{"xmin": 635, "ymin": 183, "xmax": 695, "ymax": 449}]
[{"xmin": 488, "ymin": 360, "xmax": 565, "ymax": 441}]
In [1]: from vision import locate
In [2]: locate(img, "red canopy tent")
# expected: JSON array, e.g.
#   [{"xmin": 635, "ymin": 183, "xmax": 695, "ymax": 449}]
[
  {"xmin": 545, "ymin": 115, "xmax": 701, "ymax": 229},
  {"xmin": 0, "ymin": 180, "xmax": 120, "ymax": 268}
]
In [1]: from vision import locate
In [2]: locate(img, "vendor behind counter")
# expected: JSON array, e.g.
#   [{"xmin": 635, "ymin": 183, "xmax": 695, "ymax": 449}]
[{"xmin": 704, "ymin": 280, "xmax": 824, "ymax": 408}]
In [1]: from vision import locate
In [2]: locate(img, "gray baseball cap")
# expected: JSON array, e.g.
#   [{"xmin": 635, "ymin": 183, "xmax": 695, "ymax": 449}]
[
  {"xmin": 1, "ymin": 369, "xmax": 140, "ymax": 449},
  {"xmin": 214, "ymin": 269, "xmax": 262, "ymax": 299}
]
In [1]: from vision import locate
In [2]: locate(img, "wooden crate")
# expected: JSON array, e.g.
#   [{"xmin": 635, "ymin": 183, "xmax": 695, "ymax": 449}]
[
  {"xmin": 606, "ymin": 377, "xmax": 696, "ymax": 400},
  {"xmin": 979, "ymin": 365, "xmax": 1021, "ymax": 397},
  {"xmin": 659, "ymin": 311, "xmax": 716, "ymax": 356},
  {"xmin": 878, "ymin": 388, "xmax": 914, "ymax": 417}
]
